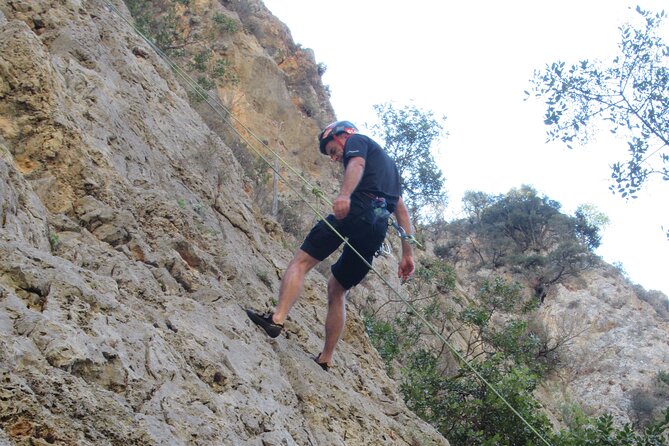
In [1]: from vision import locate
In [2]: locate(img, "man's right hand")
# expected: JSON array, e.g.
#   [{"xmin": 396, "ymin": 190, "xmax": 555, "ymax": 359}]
[{"xmin": 333, "ymin": 195, "xmax": 351, "ymax": 220}]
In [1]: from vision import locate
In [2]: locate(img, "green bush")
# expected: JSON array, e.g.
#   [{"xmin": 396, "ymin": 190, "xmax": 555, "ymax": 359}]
[
  {"xmin": 363, "ymin": 273, "xmax": 668, "ymax": 444},
  {"xmin": 413, "ymin": 258, "xmax": 456, "ymax": 293},
  {"xmin": 213, "ymin": 13, "xmax": 237, "ymax": 34},
  {"xmin": 123, "ymin": 0, "xmax": 183, "ymax": 54},
  {"xmin": 363, "ymin": 315, "xmax": 402, "ymax": 374},
  {"xmin": 658, "ymin": 371, "xmax": 669, "ymax": 386},
  {"xmin": 48, "ymin": 232, "xmax": 61, "ymax": 251},
  {"xmin": 400, "ymin": 351, "xmax": 553, "ymax": 445},
  {"xmin": 196, "ymin": 75, "xmax": 216, "ymax": 91},
  {"xmin": 212, "ymin": 59, "xmax": 229, "ymax": 78},
  {"xmin": 210, "ymin": 58, "xmax": 238, "ymax": 85},
  {"xmin": 192, "ymin": 50, "xmax": 210, "ymax": 71},
  {"xmin": 554, "ymin": 409, "xmax": 669, "ymax": 445}
]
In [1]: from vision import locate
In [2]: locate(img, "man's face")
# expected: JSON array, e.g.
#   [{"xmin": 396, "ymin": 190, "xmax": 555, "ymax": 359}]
[{"xmin": 325, "ymin": 139, "xmax": 344, "ymax": 162}]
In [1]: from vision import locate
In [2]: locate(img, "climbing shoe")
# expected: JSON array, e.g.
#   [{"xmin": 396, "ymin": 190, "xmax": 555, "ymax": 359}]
[{"xmin": 246, "ymin": 310, "xmax": 283, "ymax": 338}]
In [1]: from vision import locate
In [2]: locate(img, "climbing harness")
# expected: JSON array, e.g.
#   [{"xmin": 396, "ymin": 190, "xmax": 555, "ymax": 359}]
[
  {"xmin": 369, "ymin": 195, "xmax": 421, "ymax": 248},
  {"xmin": 369, "ymin": 196, "xmax": 418, "ymax": 257},
  {"xmin": 96, "ymin": 3, "xmax": 552, "ymax": 444}
]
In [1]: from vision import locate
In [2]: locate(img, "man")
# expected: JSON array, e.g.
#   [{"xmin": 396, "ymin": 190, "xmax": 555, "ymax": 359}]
[{"xmin": 246, "ymin": 121, "xmax": 415, "ymax": 370}]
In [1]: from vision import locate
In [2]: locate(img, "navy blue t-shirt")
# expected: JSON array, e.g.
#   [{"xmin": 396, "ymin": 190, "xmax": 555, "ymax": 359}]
[{"xmin": 343, "ymin": 134, "xmax": 401, "ymax": 212}]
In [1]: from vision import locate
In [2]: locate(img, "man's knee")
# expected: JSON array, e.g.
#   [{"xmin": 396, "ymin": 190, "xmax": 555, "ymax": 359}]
[
  {"xmin": 287, "ymin": 249, "xmax": 319, "ymax": 273},
  {"xmin": 327, "ymin": 276, "xmax": 347, "ymax": 303}
]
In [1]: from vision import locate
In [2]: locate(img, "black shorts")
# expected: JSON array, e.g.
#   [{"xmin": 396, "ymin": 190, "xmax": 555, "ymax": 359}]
[{"xmin": 300, "ymin": 210, "xmax": 388, "ymax": 290}]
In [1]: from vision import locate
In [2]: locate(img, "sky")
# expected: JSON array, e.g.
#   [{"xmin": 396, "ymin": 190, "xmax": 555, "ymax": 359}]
[{"xmin": 262, "ymin": 0, "xmax": 669, "ymax": 296}]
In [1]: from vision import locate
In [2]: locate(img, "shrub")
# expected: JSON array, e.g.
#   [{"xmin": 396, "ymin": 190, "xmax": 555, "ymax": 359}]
[
  {"xmin": 212, "ymin": 59, "xmax": 229, "ymax": 78},
  {"xmin": 554, "ymin": 410, "xmax": 669, "ymax": 445},
  {"xmin": 213, "ymin": 13, "xmax": 237, "ymax": 34},
  {"xmin": 658, "ymin": 370, "xmax": 669, "ymax": 386},
  {"xmin": 123, "ymin": 1, "xmax": 183, "ymax": 54},
  {"xmin": 631, "ymin": 388, "xmax": 661, "ymax": 426},
  {"xmin": 49, "ymin": 232, "xmax": 61, "ymax": 252},
  {"xmin": 192, "ymin": 50, "xmax": 210, "ymax": 71},
  {"xmin": 414, "ymin": 258, "xmax": 456, "ymax": 293},
  {"xmin": 196, "ymin": 75, "xmax": 215, "ymax": 91},
  {"xmin": 400, "ymin": 351, "xmax": 554, "ymax": 445},
  {"xmin": 363, "ymin": 315, "xmax": 402, "ymax": 374}
]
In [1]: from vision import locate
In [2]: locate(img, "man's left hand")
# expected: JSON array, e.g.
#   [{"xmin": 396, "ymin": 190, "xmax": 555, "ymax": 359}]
[
  {"xmin": 398, "ymin": 255, "xmax": 415, "ymax": 283},
  {"xmin": 333, "ymin": 195, "xmax": 350, "ymax": 220}
]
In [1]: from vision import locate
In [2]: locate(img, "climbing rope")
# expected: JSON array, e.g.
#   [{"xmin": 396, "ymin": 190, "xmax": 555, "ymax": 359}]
[{"xmin": 97, "ymin": 2, "xmax": 552, "ymax": 444}]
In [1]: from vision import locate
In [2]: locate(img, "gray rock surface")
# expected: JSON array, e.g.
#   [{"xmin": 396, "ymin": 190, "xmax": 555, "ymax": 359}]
[
  {"xmin": 0, "ymin": 0, "xmax": 447, "ymax": 444},
  {"xmin": 539, "ymin": 269, "xmax": 669, "ymax": 424}
]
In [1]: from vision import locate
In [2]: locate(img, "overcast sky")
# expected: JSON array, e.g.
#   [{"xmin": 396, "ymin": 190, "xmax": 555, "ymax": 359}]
[{"xmin": 262, "ymin": 0, "xmax": 669, "ymax": 295}]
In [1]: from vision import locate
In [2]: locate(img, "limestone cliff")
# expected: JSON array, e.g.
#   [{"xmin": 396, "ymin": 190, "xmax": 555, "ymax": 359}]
[
  {"xmin": 0, "ymin": 0, "xmax": 447, "ymax": 444},
  {"xmin": 427, "ymin": 219, "xmax": 669, "ymax": 431},
  {"xmin": 539, "ymin": 267, "xmax": 669, "ymax": 425},
  {"xmin": 1, "ymin": 0, "xmax": 668, "ymax": 444}
]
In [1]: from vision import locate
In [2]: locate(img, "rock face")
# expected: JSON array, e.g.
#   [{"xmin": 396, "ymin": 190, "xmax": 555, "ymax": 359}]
[
  {"xmin": 440, "ymin": 229, "xmax": 669, "ymax": 428},
  {"xmin": 0, "ymin": 0, "xmax": 447, "ymax": 444},
  {"xmin": 1, "ymin": 0, "xmax": 667, "ymax": 444},
  {"xmin": 539, "ymin": 267, "xmax": 669, "ymax": 424}
]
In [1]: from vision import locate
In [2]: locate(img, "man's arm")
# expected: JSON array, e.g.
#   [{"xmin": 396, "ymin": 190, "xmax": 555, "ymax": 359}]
[
  {"xmin": 393, "ymin": 196, "xmax": 415, "ymax": 282},
  {"xmin": 333, "ymin": 156, "xmax": 365, "ymax": 219}
]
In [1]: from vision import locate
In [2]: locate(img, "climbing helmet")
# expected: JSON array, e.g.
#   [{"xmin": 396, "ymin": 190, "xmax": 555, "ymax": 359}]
[{"xmin": 318, "ymin": 121, "xmax": 358, "ymax": 154}]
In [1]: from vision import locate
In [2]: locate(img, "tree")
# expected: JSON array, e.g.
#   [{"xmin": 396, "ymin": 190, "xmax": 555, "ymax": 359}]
[
  {"xmin": 574, "ymin": 203, "xmax": 609, "ymax": 251},
  {"xmin": 461, "ymin": 186, "xmax": 603, "ymax": 299},
  {"xmin": 464, "ymin": 186, "xmax": 595, "ymax": 254},
  {"xmin": 371, "ymin": 103, "xmax": 448, "ymax": 222},
  {"xmin": 530, "ymin": 7, "xmax": 669, "ymax": 200},
  {"xmin": 367, "ymin": 276, "xmax": 564, "ymax": 445},
  {"xmin": 400, "ymin": 350, "xmax": 554, "ymax": 446},
  {"xmin": 483, "ymin": 186, "xmax": 565, "ymax": 253}
]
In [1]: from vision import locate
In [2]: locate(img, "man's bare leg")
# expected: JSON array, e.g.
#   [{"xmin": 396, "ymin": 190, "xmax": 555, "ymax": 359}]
[
  {"xmin": 318, "ymin": 275, "xmax": 348, "ymax": 365},
  {"xmin": 272, "ymin": 249, "xmax": 319, "ymax": 325}
]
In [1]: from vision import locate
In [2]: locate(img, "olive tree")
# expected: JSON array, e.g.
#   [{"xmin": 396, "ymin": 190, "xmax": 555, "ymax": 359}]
[{"xmin": 530, "ymin": 7, "xmax": 669, "ymax": 200}]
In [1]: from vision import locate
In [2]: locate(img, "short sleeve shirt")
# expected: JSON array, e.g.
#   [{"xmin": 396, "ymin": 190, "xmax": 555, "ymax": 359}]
[{"xmin": 343, "ymin": 134, "xmax": 401, "ymax": 212}]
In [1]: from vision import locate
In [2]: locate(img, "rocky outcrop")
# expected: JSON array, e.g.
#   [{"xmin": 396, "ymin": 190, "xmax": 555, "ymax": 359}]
[
  {"xmin": 434, "ymin": 224, "xmax": 669, "ymax": 428},
  {"xmin": 0, "ymin": 0, "xmax": 447, "ymax": 444},
  {"xmin": 539, "ymin": 267, "xmax": 669, "ymax": 424}
]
